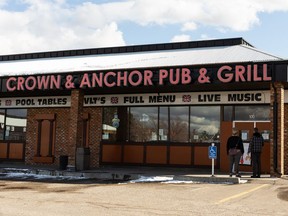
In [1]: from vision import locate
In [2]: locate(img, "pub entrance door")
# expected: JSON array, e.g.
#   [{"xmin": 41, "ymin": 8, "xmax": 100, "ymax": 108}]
[{"xmin": 220, "ymin": 121, "xmax": 271, "ymax": 174}]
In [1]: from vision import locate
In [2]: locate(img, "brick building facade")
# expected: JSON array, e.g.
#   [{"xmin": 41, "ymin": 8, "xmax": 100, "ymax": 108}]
[{"xmin": 0, "ymin": 38, "xmax": 288, "ymax": 175}]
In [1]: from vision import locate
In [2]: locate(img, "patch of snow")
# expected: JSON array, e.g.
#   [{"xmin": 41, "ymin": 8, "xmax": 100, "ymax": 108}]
[
  {"xmin": 130, "ymin": 176, "xmax": 173, "ymax": 183},
  {"xmin": 4, "ymin": 168, "xmax": 30, "ymax": 172},
  {"xmin": 130, "ymin": 176, "xmax": 197, "ymax": 184},
  {"xmin": 3, "ymin": 172, "xmax": 86, "ymax": 180},
  {"xmin": 0, "ymin": 45, "xmax": 281, "ymax": 77}
]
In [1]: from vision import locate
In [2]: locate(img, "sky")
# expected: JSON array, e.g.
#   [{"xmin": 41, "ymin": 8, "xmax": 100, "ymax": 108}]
[{"xmin": 0, "ymin": 0, "xmax": 288, "ymax": 58}]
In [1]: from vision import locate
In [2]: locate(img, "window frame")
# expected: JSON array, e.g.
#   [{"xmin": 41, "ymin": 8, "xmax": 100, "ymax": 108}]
[{"xmin": 0, "ymin": 108, "xmax": 27, "ymax": 141}]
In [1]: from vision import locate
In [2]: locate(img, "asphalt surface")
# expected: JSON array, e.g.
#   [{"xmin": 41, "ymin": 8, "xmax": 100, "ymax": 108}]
[
  {"xmin": 0, "ymin": 175, "xmax": 287, "ymax": 216},
  {"xmin": 1, "ymin": 163, "xmax": 288, "ymax": 216}
]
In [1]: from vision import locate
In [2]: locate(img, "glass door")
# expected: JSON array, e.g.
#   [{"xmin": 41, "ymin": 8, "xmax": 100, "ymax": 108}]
[{"xmin": 234, "ymin": 121, "xmax": 271, "ymax": 174}]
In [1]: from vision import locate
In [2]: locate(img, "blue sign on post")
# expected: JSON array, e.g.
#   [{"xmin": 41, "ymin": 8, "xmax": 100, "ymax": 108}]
[{"xmin": 209, "ymin": 145, "xmax": 217, "ymax": 159}]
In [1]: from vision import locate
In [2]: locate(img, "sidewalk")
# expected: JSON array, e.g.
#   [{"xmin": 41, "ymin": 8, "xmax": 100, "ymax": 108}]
[{"xmin": 0, "ymin": 162, "xmax": 283, "ymax": 184}]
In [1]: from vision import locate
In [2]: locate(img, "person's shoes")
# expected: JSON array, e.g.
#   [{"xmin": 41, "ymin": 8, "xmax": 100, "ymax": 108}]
[
  {"xmin": 236, "ymin": 174, "xmax": 241, "ymax": 177},
  {"xmin": 256, "ymin": 176, "xmax": 260, "ymax": 178},
  {"xmin": 229, "ymin": 173, "xmax": 233, "ymax": 177},
  {"xmin": 251, "ymin": 176, "xmax": 257, "ymax": 178}
]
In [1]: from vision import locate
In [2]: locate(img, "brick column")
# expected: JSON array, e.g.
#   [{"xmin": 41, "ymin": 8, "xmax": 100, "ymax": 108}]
[
  {"xmin": 83, "ymin": 107, "xmax": 102, "ymax": 168},
  {"xmin": 284, "ymin": 104, "xmax": 288, "ymax": 175},
  {"xmin": 68, "ymin": 89, "xmax": 84, "ymax": 166},
  {"xmin": 270, "ymin": 82, "xmax": 285, "ymax": 176}
]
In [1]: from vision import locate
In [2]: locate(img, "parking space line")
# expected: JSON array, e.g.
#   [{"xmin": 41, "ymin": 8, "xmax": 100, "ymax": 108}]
[{"xmin": 215, "ymin": 184, "xmax": 269, "ymax": 204}]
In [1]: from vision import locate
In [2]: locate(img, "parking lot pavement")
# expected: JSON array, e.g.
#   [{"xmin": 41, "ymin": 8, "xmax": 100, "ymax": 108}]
[{"xmin": 0, "ymin": 175, "xmax": 287, "ymax": 216}]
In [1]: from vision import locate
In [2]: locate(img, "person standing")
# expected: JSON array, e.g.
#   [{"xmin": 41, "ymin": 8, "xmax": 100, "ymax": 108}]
[
  {"xmin": 248, "ymin": 128, "xmax": 264, "ymax": 178},
  {"xmin": 226, "ymin": 128, "xmax": 244, "ymax": 177}
]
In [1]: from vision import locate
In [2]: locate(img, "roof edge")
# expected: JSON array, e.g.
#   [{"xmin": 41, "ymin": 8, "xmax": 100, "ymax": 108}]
[{"xmin": 0, "ymin": 37, "xmax": 251, "ymax": 62}]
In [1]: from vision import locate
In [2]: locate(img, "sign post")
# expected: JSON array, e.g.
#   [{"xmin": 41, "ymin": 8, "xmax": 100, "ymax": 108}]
[{"xmin": 209, "ymin": 143, "xmax": 217, "ymax": 177}]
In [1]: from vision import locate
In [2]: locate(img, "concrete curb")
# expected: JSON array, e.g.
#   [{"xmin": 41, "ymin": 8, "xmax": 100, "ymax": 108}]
[
  {"xmin": 173, "ymin": 175, "xmax": 240, "ymax": 184},
  {"xmin": 0, "ymin": 167, "xmax": 240, "ymax": 184},
  {"xmin": 0, "ymin": 167, "xmax": 139, "ymax": 181}
]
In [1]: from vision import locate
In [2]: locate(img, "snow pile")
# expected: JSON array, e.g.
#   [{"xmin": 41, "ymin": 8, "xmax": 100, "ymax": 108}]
[
  {"xmin": 130, "ymin": 176, "xmax": 173, "ymax": 183},
  {"xmin": 1, "ymin": 172, "xmax": 87, "ymax": 181},
  {"xmin": 130, "ymin": 176, "xmax": 194, "ymax": 184}
]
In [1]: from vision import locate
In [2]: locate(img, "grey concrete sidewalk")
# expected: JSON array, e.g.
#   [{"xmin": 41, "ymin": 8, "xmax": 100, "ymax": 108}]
[{"xmin": 0, "ymin": 162, "xmax": 283, "ymax": 184}]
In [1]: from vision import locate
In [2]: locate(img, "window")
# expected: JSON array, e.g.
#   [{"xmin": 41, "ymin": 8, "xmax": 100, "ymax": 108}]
[
  {"xmin": 190, "ymin": 106, "xmax": 220, "ymax": 142},
  {"xmin": 235, "ymin": 105, "xmax": 269, "ymax": 121},
  {"xmin": 0, "ymin": 109, "xmax": 5, "ymax": 140},
  {"xmin": 223, "ymin": 106, "xmax": 233, "ymax": 121},
  {"xmin": 102, "ymin": 105, "xmax": 220, "ymax": 143},
  {"xmin": 102, "ymin": 107, "xmax": 118, "ymax": 141},
  {"xmin": 159, "ymin": 107, "xmax": 168, "ymax": 141},
  {"xmin": 224, "ymin": 105, "xmax": 270, "ymax": 121},
  {"xmin": 0, "ymin": 109, "xmax": 27, "ymax": 141},
  {"xmin": 170, "ymin": 106, "xmax": 189, "ymax": 142},
  {"xmin": 130, "ymin": 107, "xmax": 158, "ymax": 142}
]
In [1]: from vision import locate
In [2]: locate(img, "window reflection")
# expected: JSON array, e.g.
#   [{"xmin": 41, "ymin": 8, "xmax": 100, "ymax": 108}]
[
  {"xmin": 130, "ymin": 107, "xmax": 158, "ymax": 142},
  {"xmin": 3, "ymin": 109, "xmax": 27, "ymax": 141},
  {"xmin": 223, "ymin": 105, "xmax": 270, "ymax": 121},
  {"xmin": 235, "ymin": 105, "xmax": 269, "ymax": 121},
  {"xmin": 102, "ymin": 106, "xmax": 221, "ymax": 144},
  {"xmin": 159, "ymin": 107, "xmax": 168, "ymax": 141},
  {"xmin": 223, "ymin": 106, "xmax": 233, "ymax": 121},
  {"xmin": 190, "ymin": 106, "xmax": 220, "ymax": 142},
  {"xmin": 170, "ymin": 107, "xmax": 189, "ymax": 142},
  {"xmin": 0, "ymin": 109, "xmax": 5, "ymax": 140},
  {"xmin": 102, "ymin": 107, "xmax": 118, "ymax": 141}
]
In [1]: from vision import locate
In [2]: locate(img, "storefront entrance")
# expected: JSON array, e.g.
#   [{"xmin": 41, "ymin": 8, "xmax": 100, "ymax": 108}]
[
  {"xmin": 220, "ymin": 121, "xmax": 271, "ymax": 174},
  {"xmin": 100, "ymin": 105, "xmax": 221, "ymax": 168},
  {"xmin": 100, "ymin": 103, "xmax": 271, "ymax": 171}
]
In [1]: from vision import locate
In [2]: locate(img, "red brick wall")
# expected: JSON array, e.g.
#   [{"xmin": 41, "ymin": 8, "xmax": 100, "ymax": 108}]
[
  {"xmin": 270, "ymin": 82, "xmax": 287, "ymax": 175},
  {"xmin": 26, "ymin": 108, "xmax": 70, "ymax": 165},
  {"xmin": 68, "ymin": 89, "xmax": 84, "ymax": 165},
  {"xmin": 25, "ymin": 106, "xmax": 103, "ymax": 168},
  {"xmin": 84, "ymin": 107, "xmax": 102, "ymax": 168},
  {"xmin": 277, "ymin": 84, "xmax": 285, "ymax": 175},
  {"xmin": 284, "ymin": 104, "xmax": 288, "ymax": 175}
]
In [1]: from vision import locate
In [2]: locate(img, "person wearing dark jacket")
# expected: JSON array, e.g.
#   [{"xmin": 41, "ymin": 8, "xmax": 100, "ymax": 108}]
[
  {"xmin": 248, "ymin": 128, "xmax": 264, "ymax": 178},
  {"xmin": 226, "ymin": 128, "xmax": 244, "ymax": 177}
]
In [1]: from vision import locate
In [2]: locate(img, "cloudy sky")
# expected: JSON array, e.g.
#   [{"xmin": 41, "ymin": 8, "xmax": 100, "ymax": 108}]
[{"xmin": 0, "ymin": 0, "xmax": 288, "ymax": 58}]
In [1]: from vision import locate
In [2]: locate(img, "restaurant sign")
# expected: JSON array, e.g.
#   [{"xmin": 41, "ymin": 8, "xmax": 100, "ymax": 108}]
[
  {"xmin": 0, "ymin": 96, "xmax": 70, "ymax": 108},
  {"xmin": 5, "ymin": 64, "xmax": 271, "ymax": 91},
  {"xmin": 0, "ymin": 91, "xmax": 271, "ymax": 108},
  {"xmin": 84, "ymin": 91, "xmax": 270, "ymax": 106}
]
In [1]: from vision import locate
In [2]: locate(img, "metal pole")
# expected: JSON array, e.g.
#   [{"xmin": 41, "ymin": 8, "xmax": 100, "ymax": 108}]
[{"xmin": 211, "ymin": 143, "xmax": 215, "ymax": 177}]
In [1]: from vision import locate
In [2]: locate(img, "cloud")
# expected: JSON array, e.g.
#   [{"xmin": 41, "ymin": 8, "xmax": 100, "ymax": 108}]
[
  {"xmin": 0, "ymin": 0, "xmax": 288, "ymax": 54},
  {"xmin": 170, "ymin": 34, "xmax": 191, "ymax": 42},
  {"xmin": 181, "ymin": 22, "xmax": 197, "ymax": 32},
  {"xmin": 123, "ymin": 0, "xmax": 288, "ymax": 31},
  {"xmin": 0, "ymin": 0, "xmax": 126, "ymax": 54}
]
